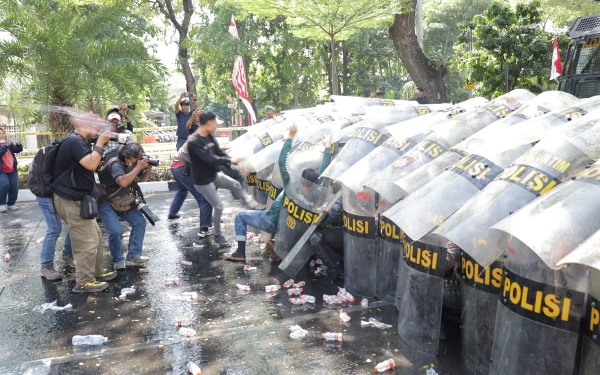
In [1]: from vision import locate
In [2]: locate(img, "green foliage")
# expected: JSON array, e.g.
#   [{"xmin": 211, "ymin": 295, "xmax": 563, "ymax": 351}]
[
  {"xmin": 453, "ymin": 0, "xmax": 553, "ymax": 98},
  {"xmin": 538, "ymin": 0, "xmax": 600, "ymax": 28},
  {"xmin": 0, "ymin": 0, "xmax": 167, "ymax": 130}
]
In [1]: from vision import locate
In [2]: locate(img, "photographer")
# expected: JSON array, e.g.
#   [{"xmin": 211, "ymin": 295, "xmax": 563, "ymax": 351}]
[
  {"xmin": 106, "ymin": 112, "xmax": 134, "ymax": 152},
  {"xmin": 119, "ymin": 104, "xmax": 134, "ymax": 132},
  {"xmin": 97, "ymin": 143, "xmax": 151, "ymax": 270},
  {"xmin": 0, "ymin": 127, "xmax": 23, "ymax": 212},
  {"xmin": 370, "ymin": 87, "xmax": 385, "ymax": 99},
  {"xmin": 175, "ymin": 92, "xmax": 199, "ymax": 150},
  {"xmin": 53, "ymin": 113, "xmax": 117, "ymax": 293}
]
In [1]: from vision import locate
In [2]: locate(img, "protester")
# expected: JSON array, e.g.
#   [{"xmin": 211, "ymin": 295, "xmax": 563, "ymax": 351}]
[
  {"xmin": 52, "ymin": 113, "xmax": 117, "ymax": 293},
  {"xmin": 188, "ymin": 112, "xmax": 265, "ymax": 249},
  {"xmin": 168, "ymin": 136, "xmax": 213, "ymax": 238},
  {"xmin": 370, "ymin": 87, "xmax": 385, "ymax": 99},
  {"xmin": 97, "ymin": 143, "xmax": 151, "ymax": 269},
  {"xmin": 38, "ymin": 196, "xmax": 74, "ymax": 280},
  {"xmin": 411, "ymin": 87, "xmax": 429, "ymax": 104},
  {"xmin": 264, "ymin": 105, "xmax": 275, "ymax": 121},
  {"xmin": 175, "ymin": 92, "xmax": 199, "ymax": 150},
  {"xmin": 224, "ymin": 125, "xmax": 332, "ymax": 262},
  {"xmin": 0, "ymin": 127, "xmax": 23, "ymax": 212}
]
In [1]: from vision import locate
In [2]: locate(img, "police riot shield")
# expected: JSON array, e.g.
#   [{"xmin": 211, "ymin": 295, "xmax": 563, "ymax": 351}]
[
  {"xmin": 377, "ymin": 216, "xmax": 404, "ymax": 303},
  {"xmin": 341, "ymin": 185, "xmax": 378, "ymax": 297},
  {"xmin": 393, "ymin": 91, "xmax": 579, "ymax": 197},
  {"xmin": 558, "ymin": 232, "xmax": 600, "ymax": 375},
  {"xmin": 364, "ymin": 89, "xmax": 536, "ymax": 205},
  {"xmin": 393, "ymin": 232, "xmax": 448, "ymax": 355},
  {"xmin": 487, "ymin": 237, "xmax": 586, "ymax": 375},
  {"xmin": 435, "ymin": 103, "xmax": 600, "ymax": 269}
]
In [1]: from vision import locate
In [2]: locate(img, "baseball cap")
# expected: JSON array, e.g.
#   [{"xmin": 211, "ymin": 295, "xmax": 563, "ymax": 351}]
[{"xmin": 107, "ymin": 113, "xmax": 121, "ymax": 122}]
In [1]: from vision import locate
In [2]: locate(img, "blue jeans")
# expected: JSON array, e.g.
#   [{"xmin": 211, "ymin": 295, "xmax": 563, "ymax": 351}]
[
  {"xmin": 176, "ymin": 137, "xmax": 187, "ymax": 150},
  {"xmin": 235, "ymin": 210, "xmax": 277, "ymax": 242},
  {"xmin": 0, "ymin": 170, "xmax": 18, "ymax": 206},
  {"xmin": 98, "ymin": 201, "xmax": 146, "ymax": 263},
  {"xmin": 170, "ymin": 166, "xmax": 212, "ymax": 228},
  {"xmin": 37, "ymin": 197, "xmax": 72, "ymax": 267}
]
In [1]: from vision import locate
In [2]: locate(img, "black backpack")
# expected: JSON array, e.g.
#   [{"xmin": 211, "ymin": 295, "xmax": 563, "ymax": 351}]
[{"xmin": 28, "ymin": 135, "xmax": 75, "ymax": 198}]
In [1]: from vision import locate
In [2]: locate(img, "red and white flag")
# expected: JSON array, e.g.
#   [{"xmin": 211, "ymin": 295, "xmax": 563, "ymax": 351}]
[
  {"xmin": 551, "ymin": 37, "xmax": 563, "ymax": 80},
  {"xmin": 232, "ymin": 56, "xmax": 256, "ymax": 125},
  {"xmin": 228, "ymin": 15, "xmax": 239, "ymax": 40}
]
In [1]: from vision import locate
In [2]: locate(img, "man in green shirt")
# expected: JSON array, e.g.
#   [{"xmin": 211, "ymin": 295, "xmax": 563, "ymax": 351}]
[{"xmin": 224, "ymin": 125, "xmax": 332, "ymax": 262}]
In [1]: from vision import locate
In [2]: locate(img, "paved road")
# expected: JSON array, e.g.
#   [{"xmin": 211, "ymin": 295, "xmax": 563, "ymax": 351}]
[{"xmin": 0, "ymin": 191, "xmax": 462, "ymax": 375}]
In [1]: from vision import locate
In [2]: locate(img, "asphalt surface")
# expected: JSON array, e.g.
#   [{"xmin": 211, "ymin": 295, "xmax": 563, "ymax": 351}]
[{"xmin": 0, "ymin": 191, "xmax": 462, "ymax": 375}]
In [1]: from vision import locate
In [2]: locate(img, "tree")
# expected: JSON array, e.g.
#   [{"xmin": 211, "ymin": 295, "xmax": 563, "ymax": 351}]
[
  {"xmin": 453, "ymin": 0, "xmax": 552, "ymax": 98},
  {"xmin": 539, "ymin": 0, "xmax": 600, "ymax": 28},
  {"xmin": 235, "ymin": 0, "xmax": 402, "ymax": 95},
  {"xmin": 389, "ymin": 0, "xmax": 449, "ymax": 103},
  {"xmin": 0, "ymin": 0, "xmax": 165, "ymax": 131},
  {"xmin": 151, "ymin": 0, "xmax": 197, "ymax": 95}
]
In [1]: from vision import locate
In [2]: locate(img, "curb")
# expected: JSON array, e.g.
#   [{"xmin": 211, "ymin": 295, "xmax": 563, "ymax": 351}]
[{"xmin": 16, "ymin": 180, "xmax": 180, "ymax": 202}]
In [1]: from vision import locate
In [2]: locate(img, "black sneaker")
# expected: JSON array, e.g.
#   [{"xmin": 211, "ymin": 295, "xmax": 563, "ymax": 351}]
[
  {"xmin": 213, "ymin": 235, "xmax": 231, "ymax": 249},
  {"xmin": 168, "ymin": 214, "xmax": 180, "ymax": 220}
]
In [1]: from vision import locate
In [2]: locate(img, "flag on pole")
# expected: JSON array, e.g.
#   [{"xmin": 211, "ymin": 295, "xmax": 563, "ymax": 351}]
[
  {"xmin": 232, "ymin": 56, "xmax": 256, "ymax": 125},
  {"xmin": 228, "ymin": 15, "xmax": 239, "ymax": 40},
  {"xmin": 551, "ymin": 37, "xmax": 563, "ymax": 80}
]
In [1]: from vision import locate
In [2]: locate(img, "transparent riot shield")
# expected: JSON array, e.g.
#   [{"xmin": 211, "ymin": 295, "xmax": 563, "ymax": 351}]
[
  {"xmin": 488, "ymin": 237, "xmax": 586, "ymax": 375},
  {"xmin": 393, "ymin": 232, "xmax": 447, "ymax": 355},
  {"xmin": 558, "ymin": 234, "xmax": 600, "ymax": 375},
  {"xmin": 436, "ymin": 109, "xmax": 600, "ymax": 269},
  {"xmin": 273, "ymin": 173, "xmax": 332, "ymax": 260},
  {"xmin": 342, "ymin": 185, "xmax": 378, "ymax": 297},
  {"xmin": 377, "ymin": 216, "xmax": 403, "ymax": 303}
]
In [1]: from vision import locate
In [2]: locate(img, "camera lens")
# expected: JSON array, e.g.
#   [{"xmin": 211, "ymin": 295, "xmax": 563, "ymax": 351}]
[{"xmin": 148, "ymin": 159, "xmax": 159, "ymax": 167}]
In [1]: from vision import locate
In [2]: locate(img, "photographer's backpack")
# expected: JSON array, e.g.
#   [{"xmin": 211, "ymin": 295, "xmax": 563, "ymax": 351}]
[{"xmin": 28, "ymin": 135, "xmax": 74, "ymax": 198}]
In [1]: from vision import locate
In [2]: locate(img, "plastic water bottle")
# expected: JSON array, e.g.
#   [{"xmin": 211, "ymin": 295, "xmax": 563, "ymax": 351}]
[
  {"xmin": 320, "ymin": 332, "xmax": 343, "ymax": 342},
  {"xmin": 244, "ymin": 265, "xmax": 257, "ymax": 271},
  {"xmin": 287, "ymin": 287, "xmax": 303, "ymax": 296},
  {"xmin": 179, "ymin": 327, "xmax": 197, "ymax": 337},
  {"xmin": 176, "ymin": 317, "xmax": 196, "ymax": 328},
  {"xmin": 237, "ymin": 284, "xmax": 250, "ymax": 291},
  {"xmin": 323, "ymin": 294, "xmax": 343, "ymax": 305},
  {"xmin": 290, "ymin": 295, "xmax": 316, "ymax": 304},
  {"xmin": 72, "ymin": 335, "xmax": 108, "ymax": 346},
  {"xmin": 292, "ymin": 281, "xmax": 306, "ymax": 288},
  {"xmin": 4, "ymin": 253, "xmax": 9, "ymax": 262},
  {"xmin": 361, "ymin": 298, "xmax": 369, "ymax": 309},
  {"xmin": 186, "ymin": 361, "xmax": 202, "ymax": 375},
  {"xmin": 164, "ymin": 278, "xmax": 180, "ymax": 286},
  {"xmin": 265, "ymin": 285, "xmax": 281, "ymax": 293},
  {"xmin": 339, "ymin": 309, "xmax": 351, "ymax": 322},
  {"xmin": 119, "ymin": 286, "xmax": 136, "ymax": 301},
  {"xmin": 180, "ymin": 292, "xmax": 198, "ymax": 301},
  {"xmin": 374, "ymin": 359, "xmax": 396, "ymax": 373},
  {"xmin": 283, "ymin": 279, "xmax": 294, "ymax": 288}
]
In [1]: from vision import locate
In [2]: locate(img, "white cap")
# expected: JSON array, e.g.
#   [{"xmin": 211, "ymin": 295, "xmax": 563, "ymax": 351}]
[{"xmin": 107, "ymin": 113, "xmax": 121, "ymax": 121}]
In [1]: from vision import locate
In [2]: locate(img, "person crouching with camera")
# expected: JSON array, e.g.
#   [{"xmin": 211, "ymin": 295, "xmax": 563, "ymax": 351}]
[{"xmin": 98, "ymin": 143, "xmax": 151, "ymax": 270}]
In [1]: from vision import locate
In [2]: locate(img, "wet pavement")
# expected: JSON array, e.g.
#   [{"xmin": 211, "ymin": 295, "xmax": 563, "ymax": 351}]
[{"xmin": 0, "ymin": 191, "xmax": 462, "ymax": 375}]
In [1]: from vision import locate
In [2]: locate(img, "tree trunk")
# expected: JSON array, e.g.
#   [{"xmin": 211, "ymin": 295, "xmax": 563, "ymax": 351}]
[
  {"xmin": 330, "ymin": 35, "xmax": 339, "ymax": 96},
  {"xmin": 389, "ymin": 0, "xmax": 448, "ymax": 103},
  {"xmin": 342, "ymin": 46, "xmax": 350, "ymax": 95},
  {"xmin": 49, "ymin": 90, "xmax": 73, "ymax": 133}
]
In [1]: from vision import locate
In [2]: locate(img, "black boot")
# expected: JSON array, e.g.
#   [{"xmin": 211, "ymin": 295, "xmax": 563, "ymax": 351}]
[{"xmin": 224, "ymin": 241, "xmax": 246, "ymax": 262}]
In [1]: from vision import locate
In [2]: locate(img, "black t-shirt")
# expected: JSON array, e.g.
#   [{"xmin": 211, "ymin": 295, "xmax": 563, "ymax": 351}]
[
  {"xmin": 99, "ymin": 157, "xmax": 132, "ymax": 199},
  {"xmin": 53, "ymin": 134, "xmax": 94, "ymax": 200}
]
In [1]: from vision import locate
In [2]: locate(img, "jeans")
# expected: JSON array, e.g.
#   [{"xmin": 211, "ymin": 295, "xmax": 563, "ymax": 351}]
[
  {"xmin": 37, "ymin": 197, "xmax": 72, "ymax": 268},
  {"xmin": 176, "ymin": 137, "xmax": 187, "ymax": 150},
  {"xmin": 170, "ymin": 166, "xmax": 212, "ymax": 228},
  {"xmin": 0, "ymin": 170, "xmax": 18, "ymax": 206},
  {"xmin": 194, "ymin": 172, "xmax": 249, "ymax": 236},
  {"xmin": 235, "ymin": 210, "xmax": 277, "ymax": 242},
  {"xmin": 98, "ymin": 201, "xmax": 146, "ymax": 263}
]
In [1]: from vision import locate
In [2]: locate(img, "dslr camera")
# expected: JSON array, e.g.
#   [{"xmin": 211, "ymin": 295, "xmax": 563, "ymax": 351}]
[
  {"xmin": 140, "ymin": 155, "xmax": 159, "ymax": 167},
  {"xmin": 109, "ymin": 132, "xmax": 129, "ymax": 145},
  {"xmin": 132, "ymin": 198, "xmax": 160, "ymax": 226},
  {"xmin": 127, "ymin": 104, "xmax": 136, "ymax": 111}
]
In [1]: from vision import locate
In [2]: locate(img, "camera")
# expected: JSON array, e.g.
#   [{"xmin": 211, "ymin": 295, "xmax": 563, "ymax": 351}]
[
  {"xmin": 140, "ymin": 155, "xmax": 159, "ymax": 167},
  {"xmin": 109, "ymin": 133, "xmax": 129, "ymax": 145},
  {"xmin": 127, "ymin": 104, "xmax": 136, "ymax": 110},
  {"xmin": 132, "ymin": 198, "xmax": 160, "ymax": 226}
]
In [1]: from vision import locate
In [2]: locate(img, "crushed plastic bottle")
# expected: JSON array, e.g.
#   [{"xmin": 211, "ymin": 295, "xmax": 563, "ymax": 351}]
[
  {"xmin": 265, "ymin": 285, "xmax": 281, "ymax": 293},
  {"xmin": 186, "ymin": 361, "xmax": 202, "ymax": 375},
  {"xmin": 180, "ymin": 292, "xmax": 198, "ymax": 301},
  {"xmin": 282, "ymin": 279, "xmax": 294, "ymax": 288},
  {"xmin": 236, "ymin": 284, "xmax": 251, "ymax": 291},
  {"xmin": 180, "ymin": 260, "xmax": 192, "ymax": 266},
  {"xmin": 178, "ymin": 327, "xmax": 197, "ymax": 337},
  {"xmin": 323, "ymin": 294, "xmax": 343, "ymax": 305},
  {"xmin": 33, "ymin": 300, "xmax": 73, "ymax": 314},
  {"xmin": 259, "ymin": 243, "xmax": 267, "ymax": 250},
  {"xmin": 4, "ymin": 253, "xmax": 10, "ymax": 262},
  {"xmin": 361, "ymin": 298, "xmax": 369, "ymax": 309},
  {"xmin": 289, "ymin": 295, "xmax": 316, "ymax": 304},
  {"xmin": 164, "ymin": 278, "xmax": 180, "ymax": 286},
  {"xmin": 176, "ymin": 317, "xmax": 196, "ymax": 328},
  {"xmin": 368, "ymin": 318, "xmax": 392, "ymax": 329},
  {"xmin": 315, "ymin": 266, "xmax": 328, "ymax": 277},
  {"xmin": 289, "ymin": 325, "xmax": 309, "ymax": 339},
  {"xmin": 244, "ymin": 265, "xmax": 257, "ymax": 271},
  {"xmin": 246, "ymin": 232, "xmax": 255, "ymax": 240},
  {"xmin": 374, "ymin": 359, "xmax": 395, "ymax": 373},
  {"xmin": 118, "ymin": 286, "xmax": 136, "ymax": 301},
  {"xmin": 337, "ymin": 287, "xmax": 355, "ymax": 303},
  {"xmin": 72, "ymin": 335, "xmax": 108, "ymax": 346},
  {"xmin": 339, "ymin": 309, "xmax": 351, "ymax": 322},
  {"xmin": 292, "ymin": 281, "xmax": 305, "ymax": 288},
  {"xmin": 175, "ymin": 231, "xmax": 183, "ymax": 237},
  {"xmin": 426, "ymin": 368, "xmax": 438, "ymax": 375},
  {"xmin": 192, "ymin": 242, "xmax": 205, "ymax": 248},
  {"xmin": 286, "ymin": 287, "xmax": 303, "ymax": 296},
  {"xmin": 320, "ymin": 332, "xmax": 343, "ymax": 342}
]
